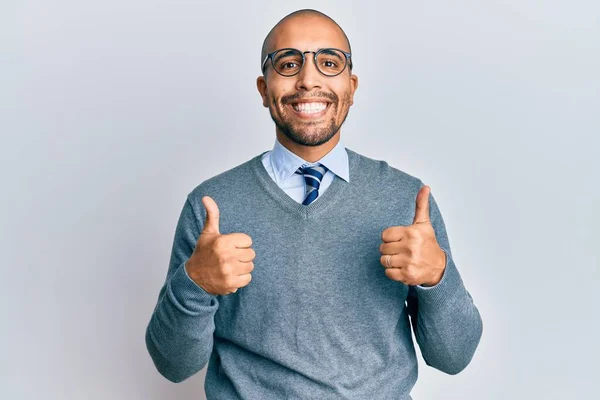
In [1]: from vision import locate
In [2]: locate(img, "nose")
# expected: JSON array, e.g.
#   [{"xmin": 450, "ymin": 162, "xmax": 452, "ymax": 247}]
[{"xmin": 295, "ymin": 53, "xmax": 323, "ymax": 91}]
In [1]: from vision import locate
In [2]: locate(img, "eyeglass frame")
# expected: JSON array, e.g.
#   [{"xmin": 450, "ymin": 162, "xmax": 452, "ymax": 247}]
[{"xmin": 261, "ymin": 47, "xmax": 353, "ymax": 77}]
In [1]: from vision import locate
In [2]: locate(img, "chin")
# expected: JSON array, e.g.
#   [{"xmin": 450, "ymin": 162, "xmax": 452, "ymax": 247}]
[{"xmin": 288, "ymin": 127, "xmax": 339, "ymax": 147}]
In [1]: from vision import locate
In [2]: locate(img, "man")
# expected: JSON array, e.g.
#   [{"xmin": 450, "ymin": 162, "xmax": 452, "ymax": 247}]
[{"xmin": 146, "ymin": 9, "xmax": 483, "ymax": 400}]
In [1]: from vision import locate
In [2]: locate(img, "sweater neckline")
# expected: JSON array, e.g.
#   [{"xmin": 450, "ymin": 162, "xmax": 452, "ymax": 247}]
[{"xmin": 251, "ymin": 147, "xmax": 358, "ymax": 220}]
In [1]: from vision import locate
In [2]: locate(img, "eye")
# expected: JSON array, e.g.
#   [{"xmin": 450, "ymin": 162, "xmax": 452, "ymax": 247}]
[
  {"xmin": 281, "ymin": 62, "xmax": 299, "ymax": 69},
  {"xmin": 321, "ymin": 59, "xmax": 338, "ymax": 68}
]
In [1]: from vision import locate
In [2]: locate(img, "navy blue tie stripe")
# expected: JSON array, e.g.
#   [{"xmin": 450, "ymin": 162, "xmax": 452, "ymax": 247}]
[{"xmin": 295, "ymin": 163, "xmax": 329, "ymax": 205}]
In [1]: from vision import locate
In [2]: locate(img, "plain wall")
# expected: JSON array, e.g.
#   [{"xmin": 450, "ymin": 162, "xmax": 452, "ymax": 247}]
[{"xmin": 1, "ymin": 0, "xmax": 598, "ymax": 399}]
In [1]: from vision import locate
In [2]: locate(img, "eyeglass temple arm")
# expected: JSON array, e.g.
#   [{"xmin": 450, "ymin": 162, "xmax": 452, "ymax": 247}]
[{"xmin": 261, "ymin": 55, "xmax": 270, "ymax": 72}]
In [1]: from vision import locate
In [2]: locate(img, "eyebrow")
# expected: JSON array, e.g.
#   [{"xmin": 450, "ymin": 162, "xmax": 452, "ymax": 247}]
[
  {"xmin": 274, "ymin": 49, "xmax": 301, "ymax": 61},
  {"xmin": 318, "ymin": 48, "xmax": 344, "ymax": 59}
]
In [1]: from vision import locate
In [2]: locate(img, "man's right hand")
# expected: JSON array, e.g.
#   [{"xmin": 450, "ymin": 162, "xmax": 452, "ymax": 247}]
[{"xmin": 185, "ymin": 195, "xmax": 255, "ymax": 295}]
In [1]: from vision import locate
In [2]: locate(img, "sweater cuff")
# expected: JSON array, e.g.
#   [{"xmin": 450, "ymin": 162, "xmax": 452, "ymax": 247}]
[
  {"xmin": 413, "ymin": 249, "xmax": 464, "ymax": 310},
  {"xmin": 168, "ymin": 260, "xmax": 218, "ymax": 311}
]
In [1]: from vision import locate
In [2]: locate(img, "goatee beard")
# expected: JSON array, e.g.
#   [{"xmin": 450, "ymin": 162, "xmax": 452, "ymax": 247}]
[
  {"xmin": 272, "ymin": 115, "xmax": 340, "ymax": 147},
  {"xmin": 269, "ymin": 93, "xmax": 351, "ymax": 147}
]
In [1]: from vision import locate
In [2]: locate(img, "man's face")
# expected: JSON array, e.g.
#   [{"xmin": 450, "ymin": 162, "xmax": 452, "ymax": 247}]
[{"xmin": 257, "ymin": 16, "xmax": 358, "ymax": 147}]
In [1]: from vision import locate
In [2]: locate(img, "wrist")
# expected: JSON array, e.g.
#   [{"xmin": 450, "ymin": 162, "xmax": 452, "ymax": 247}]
[
  {"xmin": 421, "ymin": 249, "xmax": 446, "ymax": 287},
  {"xmin": 185, "ymin": 259, "xmax": 200, "ymax": 283}
]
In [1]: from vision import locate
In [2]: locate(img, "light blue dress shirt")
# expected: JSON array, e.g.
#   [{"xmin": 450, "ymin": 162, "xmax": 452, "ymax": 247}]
[{"xmin": 261, "ymin": 137, "xmax": 350, "ymax": 204}]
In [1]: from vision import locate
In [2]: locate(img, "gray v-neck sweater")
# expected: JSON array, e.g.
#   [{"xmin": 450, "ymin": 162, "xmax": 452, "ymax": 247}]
[{"xmin": 146, "ymin": 148, "xmax": 483, "ymax": 400}]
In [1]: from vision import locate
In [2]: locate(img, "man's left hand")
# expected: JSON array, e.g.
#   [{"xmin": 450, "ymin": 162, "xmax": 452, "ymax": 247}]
[{"xmin": 379, "ymin": 185, "xmax": 446, "ymax": 287}]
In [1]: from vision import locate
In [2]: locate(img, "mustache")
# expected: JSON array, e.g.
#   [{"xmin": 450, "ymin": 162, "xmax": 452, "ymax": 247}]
[{"xmin": 282, "ymin": 92, "xmax": 338, "ymax": 104}]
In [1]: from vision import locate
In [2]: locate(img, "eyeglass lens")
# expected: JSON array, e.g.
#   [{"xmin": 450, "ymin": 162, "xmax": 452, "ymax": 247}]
[{"xmin": 272, "ymin": 49, "xmax": 347, "ymax": 76}]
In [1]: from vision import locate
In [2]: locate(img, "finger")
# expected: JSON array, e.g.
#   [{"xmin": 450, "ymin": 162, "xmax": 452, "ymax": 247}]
[
  {"xmin": 379, "ymin": 240, "xmax": 404, "ymax": 255},
  {"xmin": 234, "ymin": 261, "xmax": 255, "ymax": 275},
  {"xmin": 384, "ymin": 267, "xmax": 412, "ymax": 284},
  {"xmin": 227, "ymin": 232, "xmax": 253, "ymax": 248},
  {"xmin": 201, "ymin": 196, "xmax": 220, "ymax": 235},
  {"xmin": 234, "ymin": 272, "xmax": 253, "ymax": 287},
  {"xmin": 412, "ymin": 185, "xmax": 431, "ymax": 225},
  {"xmin": 236, "ymin": 247, "xmax": 256, "ymax": 262},
  {"xmin": 381, "ymin": 226, "xmax": 407, "ymax": 243},
  {"xmin": 380, "ymin": 253, "xmax": 401, "ymax": 269}
]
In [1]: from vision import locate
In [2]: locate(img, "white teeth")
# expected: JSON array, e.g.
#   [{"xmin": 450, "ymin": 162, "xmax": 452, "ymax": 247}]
[{"xmin": 292, "ymin": 102, "xmax": 328, "ymax": 113}]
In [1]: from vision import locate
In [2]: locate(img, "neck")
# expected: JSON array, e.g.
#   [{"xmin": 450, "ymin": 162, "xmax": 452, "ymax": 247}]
[{"xmin": 275, "ymin": 130, "xmax": 341, "ymax": 163}]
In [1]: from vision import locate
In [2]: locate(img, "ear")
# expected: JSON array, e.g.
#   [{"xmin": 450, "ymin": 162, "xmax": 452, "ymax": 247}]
[
  {"xmin": 349, "ymin": 73, "xmax": 358, "ymax": 106},
  {"xmin": 256, "ymin": 76, "xmax": 269, "ymax": 108}
]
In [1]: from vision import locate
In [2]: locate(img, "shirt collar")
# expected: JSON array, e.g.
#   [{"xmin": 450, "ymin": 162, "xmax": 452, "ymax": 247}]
[{"xmin": 270, "ymin": 137, "xmax": 350, "ymax": 185}]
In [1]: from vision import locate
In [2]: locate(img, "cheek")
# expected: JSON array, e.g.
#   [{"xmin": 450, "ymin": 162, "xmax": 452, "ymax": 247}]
[
  {"xmin": 331, "ymin": 83, "xmax": 352, "ymax": 104},
  {"xmin": 333, "ymin": 91, "xmax": 352, "ymax": 112},
  {"xmin": 268, "ymin": 94, "xmax": 288, "ymax": 117},
  {"xmin": 346, "ymin": 92, "xmax": 353, "ymax": 106},
  {"xmin": 268, "ymin": 94, "xmax": 281, "ymax": 110}
]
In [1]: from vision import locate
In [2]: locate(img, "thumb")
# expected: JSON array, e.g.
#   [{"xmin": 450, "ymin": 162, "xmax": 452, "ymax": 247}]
[
  {"xmin": 412, "ymin": 185, "xmax": 431, "ymax": 225},
  {"xmin": 201, "ymin": 196, "xmax": 220, "ymax": 235}
]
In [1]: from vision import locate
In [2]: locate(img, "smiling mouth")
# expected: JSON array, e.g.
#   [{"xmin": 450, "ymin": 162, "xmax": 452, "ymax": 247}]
[{"xmin": 288, "ymin": 102, "xmax": 331, "ymax": 118}]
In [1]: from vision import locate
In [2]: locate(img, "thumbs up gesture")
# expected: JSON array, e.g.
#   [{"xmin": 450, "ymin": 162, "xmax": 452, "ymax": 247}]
[
  {"xmin": 379, "ymin": 185, "xmax": 446, "ymax": 287},
  {"xmin": 185, "ymin": 196, "xmax": 255, "ymax": 295}
]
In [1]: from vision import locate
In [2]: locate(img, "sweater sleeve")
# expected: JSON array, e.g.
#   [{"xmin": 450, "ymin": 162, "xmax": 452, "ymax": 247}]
[
  {"xmin": 405, "ymin": 184, "xmax": 483, "ymax": 375},
  {"xmin": 145, "ymin": 196, "xmax": 220, "ymax": 383}
]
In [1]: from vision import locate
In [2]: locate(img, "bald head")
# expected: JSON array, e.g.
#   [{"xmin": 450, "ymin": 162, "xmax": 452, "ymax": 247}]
[{"xmin": 260, "ymin": 9, "xmax": 352, "ymax": 72}]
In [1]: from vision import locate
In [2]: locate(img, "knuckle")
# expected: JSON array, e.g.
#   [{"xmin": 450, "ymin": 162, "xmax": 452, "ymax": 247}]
[
  {"xmin": 215, "ymin": 251, "xmax": 228, "ymax": 265},
  {"xmin": 404, "ymin": 269, "xmax": 417, "ymax": 283},
  {"xmin": 214, "ymin": 236, "xmax": 226, "ymax": 250},
  {"xmin": 385, "ymin": 268, "xmax": 397, "ymax": 280},
  {"xmin": 220, "ymin": 262, "xmax": 233, "ymax": 275},
  {"xmin": 224, "ymin": 276, "xmax": 236, "ymax": 288},
  {"xmin": 405, "ymin": 259, "xmax": 416, "ymax": 270}
]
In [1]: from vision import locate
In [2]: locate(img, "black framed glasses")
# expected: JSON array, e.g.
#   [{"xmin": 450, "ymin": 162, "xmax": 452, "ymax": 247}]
[{"xmin": 261, "ymin": 47, "xmax": 353, "ymax": 77}]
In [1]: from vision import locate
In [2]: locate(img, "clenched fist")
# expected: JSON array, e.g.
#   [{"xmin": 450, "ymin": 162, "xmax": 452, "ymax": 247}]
[
  {"xmin": 185, "ymin": 195, "xmax": 255, "ymax": 295},
  {"xmin": 379, "ymin": 185, "xmax": 446, "ymax": 287}
]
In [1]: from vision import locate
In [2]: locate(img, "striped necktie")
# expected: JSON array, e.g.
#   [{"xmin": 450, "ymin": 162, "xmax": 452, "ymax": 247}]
[{"xmin": 295, "ymin": 163, "xmax": 329, "ymax": 205}]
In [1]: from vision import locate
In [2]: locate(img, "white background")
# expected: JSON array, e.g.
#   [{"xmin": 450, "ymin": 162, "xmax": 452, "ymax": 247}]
[{"xmin": 1, "ymin": 0, "xmax": 598, "ymax": 399}]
